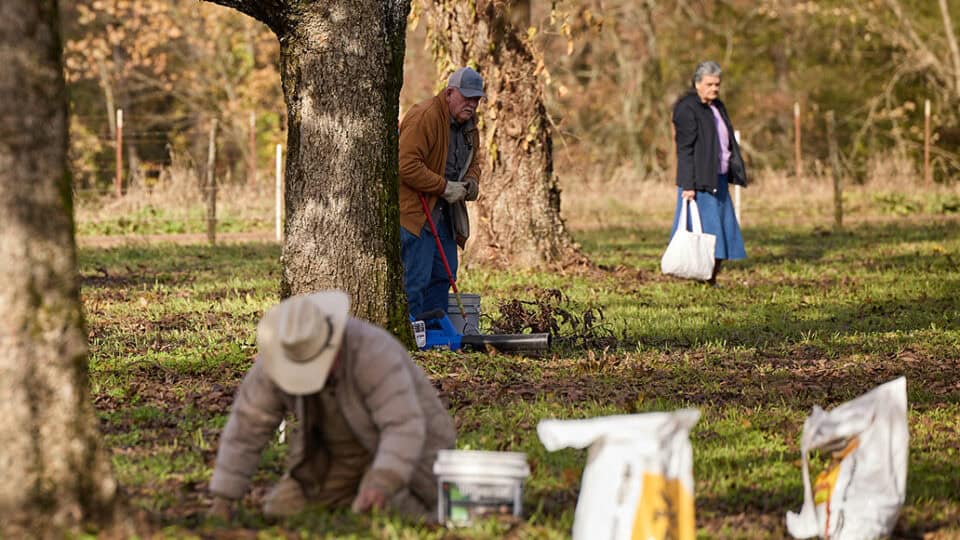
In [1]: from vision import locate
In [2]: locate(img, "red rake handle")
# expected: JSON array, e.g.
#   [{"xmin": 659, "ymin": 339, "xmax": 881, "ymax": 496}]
[{"xmin": 418, "ymin": 193, "xmax": 459, "ymax": 294}]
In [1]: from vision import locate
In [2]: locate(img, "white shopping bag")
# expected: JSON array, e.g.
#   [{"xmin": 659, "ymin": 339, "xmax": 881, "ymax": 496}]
[
  {"xmin": 661, "ymin": 200, "xmax": 716, "ymax": 281},
  {"xmin": 538, "ymin": 409, "xmax": 700, "ymax": 540},
  {"xmin": 786, "ymin": 377, "xmax": 909, "ymax": 540}
]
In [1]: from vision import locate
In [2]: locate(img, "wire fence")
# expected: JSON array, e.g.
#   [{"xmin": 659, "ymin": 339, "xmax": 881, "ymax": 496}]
[
  {"xmin": 73, "ymin": 104, "xmax": 959, "ymax": 246},
  {"xmin": 73, "ymin": 108, "xmax": 285, "ymax": 244}
]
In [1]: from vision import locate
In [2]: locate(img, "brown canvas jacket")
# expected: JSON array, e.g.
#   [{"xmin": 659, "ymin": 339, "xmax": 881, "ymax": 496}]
[
  {"xmin": 209, "ymin": 318, "xmax": 456, "ymax": 509},
  {"xmin": 398, "ymin": 93, "xmax": 481, "ymax": 239}
]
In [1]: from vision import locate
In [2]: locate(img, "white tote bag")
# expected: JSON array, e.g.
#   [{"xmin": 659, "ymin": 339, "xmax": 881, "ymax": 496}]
[{"xmin": 660, "ymin": 200, "xmax": 716, "ymax": 281}]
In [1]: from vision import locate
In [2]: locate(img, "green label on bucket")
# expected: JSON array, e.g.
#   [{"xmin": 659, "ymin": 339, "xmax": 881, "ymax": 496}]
[{"xmin": 443, "ymin": 481, "xmax": 516, "ymax": 523}]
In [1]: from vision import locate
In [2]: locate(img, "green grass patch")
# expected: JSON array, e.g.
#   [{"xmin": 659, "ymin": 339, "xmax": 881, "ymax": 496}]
[{"xmin": 81, "ymin": 216, "xmax": 960, "ymax": 538}]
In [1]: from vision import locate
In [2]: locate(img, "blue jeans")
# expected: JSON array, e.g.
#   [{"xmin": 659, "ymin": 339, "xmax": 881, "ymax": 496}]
[{"xmin": 400, "ymin": 212, "xmax": 458, "ymax": 319}]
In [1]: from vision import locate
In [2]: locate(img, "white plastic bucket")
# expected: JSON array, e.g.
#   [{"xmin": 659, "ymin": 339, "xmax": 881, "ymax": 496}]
[
  {"xmin": 433, "ymin": 449, "xmax": 530, "ymax": 526},
  {"xmin": 447, "ymin": 293, "xmax": 481, "ymax": 335}
]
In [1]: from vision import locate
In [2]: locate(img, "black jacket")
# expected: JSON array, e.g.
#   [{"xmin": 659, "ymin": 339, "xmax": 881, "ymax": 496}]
[{"xmin": 672, "ymin": 91, "xmax": 747, "ymax": 192}]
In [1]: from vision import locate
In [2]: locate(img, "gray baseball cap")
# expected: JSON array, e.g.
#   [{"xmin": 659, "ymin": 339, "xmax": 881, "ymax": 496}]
[{"xmin": 447, "ymin": 67, "xmax": 485, "ymax": 99}]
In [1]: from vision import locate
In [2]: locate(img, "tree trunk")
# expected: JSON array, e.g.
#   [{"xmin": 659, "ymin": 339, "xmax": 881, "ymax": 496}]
[
  {"xmin": 425, "ymin": 0, "xmax": 585, "ymax": 269},
  {"xmin": 204, "ymin": 0, "xmax": 412, "ymax": 339},
  {"xmin": 0, "ymin": 1, "xmax": 118, "ymax": 536}
]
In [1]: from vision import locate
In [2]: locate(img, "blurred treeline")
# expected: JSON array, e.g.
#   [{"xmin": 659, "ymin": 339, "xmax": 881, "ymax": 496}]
[
  {"xmin": 529, "ymin": 0, "xmax": 960, "ymax": 184},
  {"xmin": 63, "ymin": 0, "xmax": 960, "ymax": 193},
  {"xmin": 62, "ymin": 1, "xmax": 284, "ymax": 192}
]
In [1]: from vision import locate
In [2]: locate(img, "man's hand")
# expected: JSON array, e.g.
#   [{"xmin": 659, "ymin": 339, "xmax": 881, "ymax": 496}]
[
  {"xmin": 208, "ymin": 495, "xmax": 234, "ymax": 521},
  {"xmin": 681, "ymin": 189, "xmax": 696, "ymax": 201},
  {"xmin": 351, "ymin": 487, "xmax": 388, "ymax": 513},
  {"xmin": 464, "ymin": 177, "xmax": 479, "ymax": 201},
  {"xmin": 442, "ymin": 181, "xmax": 467, "ymax": 203}
]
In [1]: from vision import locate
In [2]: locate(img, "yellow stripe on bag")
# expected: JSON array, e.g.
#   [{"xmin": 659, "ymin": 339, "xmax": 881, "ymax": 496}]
[
  {"xmin": 814, "ymin": 438, "xmax": 861, "ymax": 505},
  {"xmin": 631, "ymin": 473, "xmax": 696, "ymax": 540}
]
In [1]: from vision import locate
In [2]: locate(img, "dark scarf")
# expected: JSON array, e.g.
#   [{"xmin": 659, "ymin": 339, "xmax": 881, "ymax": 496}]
[{"xmin": 290, "ymin": 392, "xmax": 331, "ymax": 498}]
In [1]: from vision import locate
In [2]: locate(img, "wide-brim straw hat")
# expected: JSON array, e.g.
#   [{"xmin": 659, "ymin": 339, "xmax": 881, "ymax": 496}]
[{"xmin": 256, "ymin": 291, "xmax": 350, "ymax": 395}]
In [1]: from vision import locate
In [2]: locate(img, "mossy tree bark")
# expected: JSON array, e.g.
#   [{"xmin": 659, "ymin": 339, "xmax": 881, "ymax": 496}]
[
  {"xmin": 0, "ymin": 1, "xmax": 118, "ymax": 536},
  {"xmin": 424, "ymin": 0, "xmax": 585, "ymax": 269},
  {"xmin": 204, "ymin": 0, "xmax": 413, "ymax": 340}
]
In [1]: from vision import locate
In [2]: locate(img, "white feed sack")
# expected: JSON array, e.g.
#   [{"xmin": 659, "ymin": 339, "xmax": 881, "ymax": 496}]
[
  {"xmin": 787, "ymin": 377, "xmax": 909, "ymax": 540},
  {"xmin": 537, "ymin": 409, "xmax": 700, "ymax": 540}
]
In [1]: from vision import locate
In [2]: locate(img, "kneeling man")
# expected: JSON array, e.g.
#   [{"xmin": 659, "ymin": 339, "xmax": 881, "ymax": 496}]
[{"xmin": 208, "ymin": 291, "xmax": 456, "ymax": 520}]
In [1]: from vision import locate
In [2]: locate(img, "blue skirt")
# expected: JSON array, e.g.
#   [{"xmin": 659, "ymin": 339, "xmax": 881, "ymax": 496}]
[{"xmin": 670, "ymin": 174, "xmax": 746, "ymax": 260}]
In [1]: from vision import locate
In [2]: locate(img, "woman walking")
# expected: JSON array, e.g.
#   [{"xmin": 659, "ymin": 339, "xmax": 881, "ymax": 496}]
[{"xmin": 671, "ymin": 60, "xmax": 747, "ymax": 285}]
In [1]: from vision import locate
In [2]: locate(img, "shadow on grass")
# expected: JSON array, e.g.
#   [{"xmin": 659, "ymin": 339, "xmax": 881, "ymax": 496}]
[
  {"xmin": 694, "ymin": 450, "xmax": 960, "ymax": 539},
  {"xmin": 571, "ymin": 219, "xmax": 960, "ymax": 358},
  {"xmin": 79, "ymin": 242, "xmax": 280, "ymax": 289},
  {"xmin": 627, "ymin": 288, "xmax": 960, "ymax": 348},
  {"xmin": 575, "ymin": 218, "xmax": 960, "ymax": 267}
]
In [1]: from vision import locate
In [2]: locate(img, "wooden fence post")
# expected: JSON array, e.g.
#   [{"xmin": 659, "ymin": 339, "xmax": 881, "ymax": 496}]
[
  {"xmin": 115, "ymin": 108, "xmax": 123, "ymax": 197},
  {"xmin": 924, "ymin": 99, "xmax": 932, "ymax": 184},
  {"xmin": 794, "ymin": 101, "xmax": 802, "ymax": 178},
  {"xmin": 826, "ymin": 111, "xmax": 842, "ymax": 230},
  {"xmin": 206, "ymin": 119, "xmax": 218, "ymax": 245}
]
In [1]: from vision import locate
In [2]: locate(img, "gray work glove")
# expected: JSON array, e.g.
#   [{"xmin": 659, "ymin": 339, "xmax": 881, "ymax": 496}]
[
  {"xmin": 464, "ymin": 177, "xmax": 479, "ymax": 201},
  {"xmin": 442, "ymin": 181, "xmax": 467, "ymax": 203}
]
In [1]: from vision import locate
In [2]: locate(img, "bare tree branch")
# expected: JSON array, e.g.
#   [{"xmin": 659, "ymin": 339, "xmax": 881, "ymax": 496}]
[
  {"xmin": 881, "ymin": 0, "xmax": 948, "ymax": 83},
  {"xmin": 938, "ymin": 0, "xmax": 960, "ymax": 95},
  {"xmin": 201, "ymin": 0, "xmax": 290, "ymax": 35}
]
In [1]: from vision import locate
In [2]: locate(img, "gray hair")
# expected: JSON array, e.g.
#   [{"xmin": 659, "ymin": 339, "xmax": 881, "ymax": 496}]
[{"xmin": 692, "ymin": 61, "xmax": 722, "ymax": 86}]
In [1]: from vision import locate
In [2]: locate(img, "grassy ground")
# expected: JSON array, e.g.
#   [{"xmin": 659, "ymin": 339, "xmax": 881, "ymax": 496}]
[{"xmin": 79, "ymin": 181, "xmax": 960, "ymax": 539}]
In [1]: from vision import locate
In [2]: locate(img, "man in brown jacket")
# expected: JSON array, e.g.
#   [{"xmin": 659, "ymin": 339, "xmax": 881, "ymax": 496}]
[
  {"xmin": 398, "ymin": 67, "xmax": 484, "ymax": 319},
  {"xmin": 207, "ymin": 291, "xmax": 456, "ymax": 520}
]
